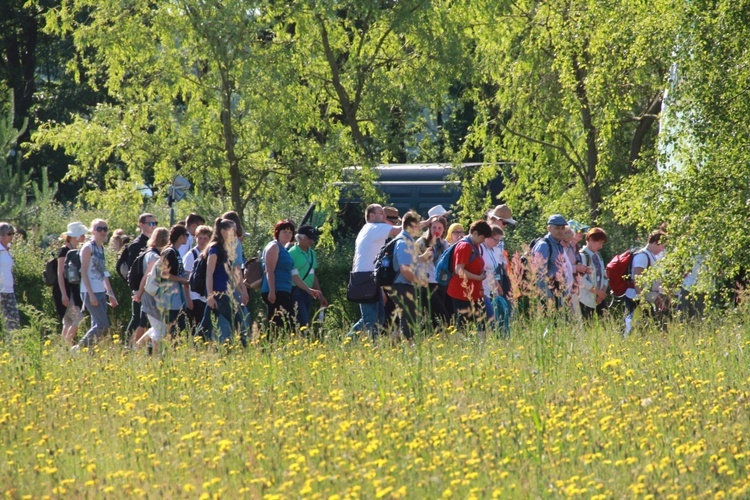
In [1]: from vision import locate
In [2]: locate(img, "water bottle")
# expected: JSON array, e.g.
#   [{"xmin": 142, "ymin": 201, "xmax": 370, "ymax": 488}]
[{"xmin": 317, "ymin": 307, "xmax": 326, "ymax": 323}]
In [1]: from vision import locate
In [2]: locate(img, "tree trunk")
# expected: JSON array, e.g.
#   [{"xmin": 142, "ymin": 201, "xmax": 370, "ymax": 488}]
[
  {"xmin": 572, "ymin": 54, "xmax": 602, "ymax": 220},
  {"xmin": 3, "ymin": 9, "xmax": 37, "ymax": 140},
  {"xmin": 220, "ymin": 70, "xmax": 243, "ymax": 220},
  {"xmin": 629, "ymin": 92, "xmax": 663, "ymax": 171}
]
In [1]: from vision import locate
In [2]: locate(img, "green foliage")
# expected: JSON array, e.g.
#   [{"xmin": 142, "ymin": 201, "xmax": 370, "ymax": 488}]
[
  {"xmin": 605, "ymin": 0, "xmax": 750, "ymax": 293},
  {"xmin": 466, "ymin": 0, "xmax": 679, "ymax": 220},
  {"xmin": 7, "ymin": 236, "xmax": 57, "ymax": 326}
]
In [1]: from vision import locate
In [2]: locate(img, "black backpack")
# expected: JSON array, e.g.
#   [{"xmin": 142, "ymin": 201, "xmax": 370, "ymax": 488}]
[
  {"xmin": 189, "ymin": 249, "xmax": 208, "ymax": 296},
  {"xmin": 373, "ymin": 236, "xmax": 402, "ymax": 287},
  {"xmin": 43, "ymin": 253, "xmax": 58, "ymax": 286},
  {"xmin": 64, "ymin": 250, "xmax": 82, "ymax": 285},
  {"xmin": 116, "ymin": 244, "xmax": 130, "ymax": 282},
  {"xmin": 127, "ymin": 248, "xmax": 151, "ymax": 291}
]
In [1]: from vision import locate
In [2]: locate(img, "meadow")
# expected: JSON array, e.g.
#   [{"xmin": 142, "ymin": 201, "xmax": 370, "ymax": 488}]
[{"xmin": 1, "ymin": 311, "xmax": 749, "ymax": 498}]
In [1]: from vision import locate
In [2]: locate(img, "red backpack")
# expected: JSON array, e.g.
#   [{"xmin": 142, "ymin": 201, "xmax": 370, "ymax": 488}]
[{"xmin": 606, "ymin": 249, "xmax": 639, "ymax": 297}]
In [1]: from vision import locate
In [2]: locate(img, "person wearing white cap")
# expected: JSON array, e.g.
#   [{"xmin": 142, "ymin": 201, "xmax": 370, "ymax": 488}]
[{"xmin": 54, "ymin": 222, "xmax": 88, "ymax": 343}]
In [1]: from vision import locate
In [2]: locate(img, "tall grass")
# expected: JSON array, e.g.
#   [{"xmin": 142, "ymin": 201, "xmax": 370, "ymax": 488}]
[{"xmin": 1, "ymin": 311, "xmax": 749, "ymax": 497}]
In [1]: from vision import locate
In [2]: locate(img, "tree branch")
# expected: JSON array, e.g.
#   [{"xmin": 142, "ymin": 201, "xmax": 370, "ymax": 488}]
[{"xmin": 501, "ymin": 122, "xmax": 585, "ymax": 180}]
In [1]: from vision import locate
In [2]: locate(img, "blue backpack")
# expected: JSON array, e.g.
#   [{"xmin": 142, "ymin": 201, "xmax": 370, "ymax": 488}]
[{"xmin": 435, "ymin": 237, "xmax": 478, "ymax": 287}]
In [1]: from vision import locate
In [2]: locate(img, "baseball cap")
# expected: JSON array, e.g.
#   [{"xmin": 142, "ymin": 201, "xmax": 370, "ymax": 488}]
[{"xmin": 547, "ymin": 214, "xmax": 567, "ymax": 226}]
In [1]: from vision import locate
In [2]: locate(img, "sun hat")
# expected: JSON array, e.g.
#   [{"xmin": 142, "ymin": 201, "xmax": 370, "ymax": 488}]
[
  {"xmin": 383, "ymin": 206, "xmax": 401, "ymax": 224},
  {"xmin": 489, "ymin": 204, "xmax": 517, "ymax": 225},
  {"xmin": 428, "ymin": 205, "xmax": 451, "ymax": 218},
  {"xmin": 62, "ymin": 221, "xmax": 89, "ymax": 239}
]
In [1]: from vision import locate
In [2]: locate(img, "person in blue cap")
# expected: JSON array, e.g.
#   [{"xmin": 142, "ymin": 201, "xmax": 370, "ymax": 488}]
[{"xmin": 530, "ymin": 214, "xmax": 568, "ymax": 307}]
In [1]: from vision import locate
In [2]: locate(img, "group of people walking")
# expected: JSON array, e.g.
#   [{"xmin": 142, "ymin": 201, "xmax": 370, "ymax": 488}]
[
  {"xmin": 0, "ymin": 202, "xmax": 675, "ymax": 345},
  {"xmin": 0, "ymin": 210, "xmax": 330, "ymax": 350},
  {"xmin": 347, "ymin": 204, "xmax": 516, "ymax": 341},
  {"xmin": 346, "ymin": 203, "xmax": 672, "ymax": 341}
]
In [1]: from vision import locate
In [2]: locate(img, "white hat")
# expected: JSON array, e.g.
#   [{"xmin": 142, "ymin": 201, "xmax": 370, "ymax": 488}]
[
  {"xmin": 428, "ymin": 205, "xmax": 451, "ymax": 218},
  {"xmin": 62, "ymin": 221, "xmax": 89, "ymax": 239}
]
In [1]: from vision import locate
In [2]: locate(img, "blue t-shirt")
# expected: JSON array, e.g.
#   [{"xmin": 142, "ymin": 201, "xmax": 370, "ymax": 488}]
[
  {"xmin": 233, "ymin": 239, "xmax": 244, "ymax": 268},
  {"xmin": 261, "ymin": 241, "xmax": 294, "ymax": 294},
  {"xmin": 208, "ymin": 246, "xmax": 230, "ymax": 293},
  {"xmin": 531, "ymin": 234, "xmax": 565, "ymax": 297},
  {"xmin": 393, "ymin": 232, "xmax": 416, "ymax": 286}
]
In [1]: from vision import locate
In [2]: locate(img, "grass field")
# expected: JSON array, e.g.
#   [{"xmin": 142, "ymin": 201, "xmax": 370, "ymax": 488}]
[{"xmin": 2, "ymin": 312, "xmax": 750, "ymax": 498}]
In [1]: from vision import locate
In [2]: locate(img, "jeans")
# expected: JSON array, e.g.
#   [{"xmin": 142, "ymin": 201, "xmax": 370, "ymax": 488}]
[
  {"xmin": 483, "ymin": 295, "xmax": 495, "ymax": 322},
  {"xmin": 0, "ymin": 292, "xmax": 20, "ymax": 332},
  {"xmin": 452, "ymin": 298, "xmax": 487, "ymax": 331},
  {"xmin": 200, "ymin": 294, "xmax": 249, "ymax": 345},
  {"xmin": 348, "ymin": 293, "xmax": 385, "ymax": 339},
  {"xmin": 262, "ymin": 291, "xmax": 294, "ymax": 334},
  {"xmin": 291, "ymin": 287, "xmax": 312, "ymax": 327},
  {"xmin": 167, "ymin": 309, "xmax": 187, "ymax": 339},
  {"xmin": 390, "ymin": 284, "xmax": 419, "ymax": 340},
  {"xmin": 126, "ymin": 298, "xmax": 148, "ymax": 342},
  {"xmin": 426, "ymin": 283, "xmax": 450, "ymax": 328},
  {"xmin": 188, "ymin": 300, "xmax": 207, "ymax": 340},
  {"xmin": 581, "ymin": 302, "xmax": 607, "ymax": 320},
  {"xmin": 79, "ymin": 292, "xmax": 110, "ymax": 347}
]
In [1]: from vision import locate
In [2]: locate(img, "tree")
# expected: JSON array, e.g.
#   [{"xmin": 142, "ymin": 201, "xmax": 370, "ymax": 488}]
[
  {"xmin": 283, "ymin": 0, "xmax": 472, "ymax": 205},
  {"xmin": 608, "ymin": 0, "xmax": 750, "ymax": 293},
  {"xmin": 35, "ymin": 0, "xmax": 322, "ymax": 219},
  {"xmin": 465, "ymin": 0, "xmax": 679, "ymax": 222}
]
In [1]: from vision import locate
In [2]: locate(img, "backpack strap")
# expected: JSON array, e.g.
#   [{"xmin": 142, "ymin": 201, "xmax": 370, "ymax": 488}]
[
  {"xmin": 581, "ymin": 248, "xmax": 592, "ymax": 268},
  {"xmin": 537, "ymin": 235, "xmax": 557, "ymax": 273},
  {"xmin": 300, "ymin": 250, "xmax": 315, "ymax": 282},
  {"xmin": 629, "ymin": 248, "xmax": 654, "ymax": 284}
]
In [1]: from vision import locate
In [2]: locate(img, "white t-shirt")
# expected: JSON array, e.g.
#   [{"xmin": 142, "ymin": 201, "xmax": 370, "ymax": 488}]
[
  {"xmin": 624, "ymin": 248, "xmax": 658, "ymax": 299},
  {"xmin": 0, "ymin": 243, "xmax": 13, "ymax": 293},
  {"xmin": 562, "ymin": 245, "xmax": 575, "ymax": 292},
  {"xmin": 178, "ymin": 234, "xmax": 195, "ymax": 258},
  {"xmin": 481, "ymin": 243, "xmax": 498, "ymax": 297},
  {"xmin": 351, "ymin": 223, "xmax": 394, "ymax": 273},
  {"xmin": 491, "ymin": 244, "xmax": 507, "ymax": 266},
  {"xmin": 183, "ymin": 246, "xmax": 205, "ymax": 302}
]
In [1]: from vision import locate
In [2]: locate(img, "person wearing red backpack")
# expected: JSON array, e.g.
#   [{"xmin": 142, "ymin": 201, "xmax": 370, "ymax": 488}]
[{"xmin": 622, "ymin": 230, "xmax": 667, "ymax": 336}]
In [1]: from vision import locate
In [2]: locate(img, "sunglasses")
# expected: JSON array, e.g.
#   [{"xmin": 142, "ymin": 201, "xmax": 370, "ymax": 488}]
[
  {"xmin": 147, "ymin": 221, "xmax": 158, "ymax": 227},
  {"xmin": 2, "ymin": 232, "xmax": 14, "ymax": 237},
  {"xmin": 453, "ymin": 231, "xmax": 465, "ymax": 236},
  {"xmin": 95, "ymin": 226, "xmax": 109, "ymax": 232}
]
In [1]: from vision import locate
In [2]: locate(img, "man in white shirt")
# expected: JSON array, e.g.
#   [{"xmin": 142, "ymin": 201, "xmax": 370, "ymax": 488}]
[
  {"xmin": 348, "ymin": 204, "xmax": 403, "ymax": 338},
  {"xmin": 0, "ymin": 222, "xmax": 20, "ymax": 332},
  {"xmin": 623, "ymin": 229, "xmax": 667, "ymax": 336},
  {"xmin": 178, "ymin": 213, "xmax": 205, "ymax": 257}
]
